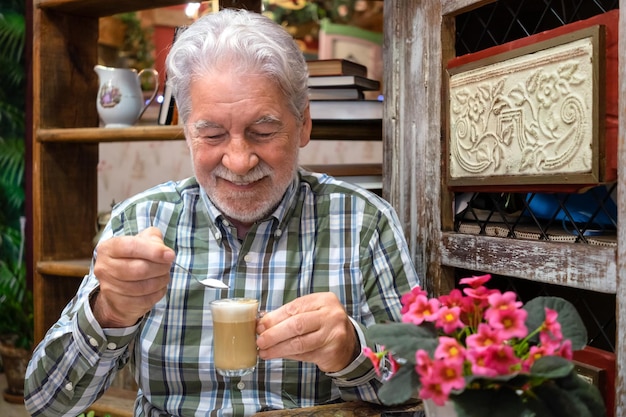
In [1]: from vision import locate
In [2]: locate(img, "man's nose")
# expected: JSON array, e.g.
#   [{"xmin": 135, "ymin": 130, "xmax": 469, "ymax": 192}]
[{"xmin": 222, "ymin": 137, "xmax": 259, "ymax": 175}]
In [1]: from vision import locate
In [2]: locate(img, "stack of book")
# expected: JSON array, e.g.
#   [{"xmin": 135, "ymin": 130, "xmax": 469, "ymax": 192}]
[{"xmin": 307, "ymin": 59, "xmax": 382, "ymax": 120}]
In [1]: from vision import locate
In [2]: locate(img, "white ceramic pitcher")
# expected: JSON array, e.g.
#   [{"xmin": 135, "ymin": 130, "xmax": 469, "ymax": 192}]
[{"xmin": 95, "ymin": 65, "xmax": 159, "ymax": 128}]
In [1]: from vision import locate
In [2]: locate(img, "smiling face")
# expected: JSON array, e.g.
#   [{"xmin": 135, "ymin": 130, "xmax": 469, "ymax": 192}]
[{"xmin": 185, "ymin": 70, "xmax": 311, "ymax": 228}]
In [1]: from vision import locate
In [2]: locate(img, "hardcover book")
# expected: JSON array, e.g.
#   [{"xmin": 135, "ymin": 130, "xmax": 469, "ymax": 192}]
[
  {"xmin": 306, "ymin": 59, "xmax": 368, "ymax": 77},
  {"xmin": 308, "ymin": 88, "xmax": 364, "ymax": 100},
  {"xmin": 307, "ymin": 75, "xmax": 380, "ymax": 91}
]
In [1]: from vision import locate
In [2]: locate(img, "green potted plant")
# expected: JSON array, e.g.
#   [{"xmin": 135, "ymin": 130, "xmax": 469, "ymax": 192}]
[
  {"xmin": 365, "ymin": 274, "xmax": 607, "ymax": 417},
  {"xmin": 0, "ymin": 0, "xmax": 32, "ymax": 403}
]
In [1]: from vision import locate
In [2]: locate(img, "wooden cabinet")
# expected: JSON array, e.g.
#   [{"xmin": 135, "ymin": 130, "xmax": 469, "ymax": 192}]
[
  {"xmin": 29, "ymin": 0, "xmax": 383, "ymax": 343},
  {"xmin": 30, "ymin": 1, "xmax": 383, "ymax": 413},
  {"xmin": 30, "ymin": 0, "xmax": 195, "ymax": 345},
  {"xmin": 382, "ymin": 1, "xmax": 624, "ymax": 415}
]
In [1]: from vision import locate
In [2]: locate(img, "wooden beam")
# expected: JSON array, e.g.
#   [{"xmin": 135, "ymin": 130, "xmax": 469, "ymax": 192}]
[{"xmin": 219, "ymin": 0, "xmax": 261, "ymax": 12}]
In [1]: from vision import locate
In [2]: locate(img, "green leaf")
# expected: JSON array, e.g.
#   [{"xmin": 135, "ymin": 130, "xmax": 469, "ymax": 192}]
[
  {"xmin": 554, "ymin": 370, "xmax": 608, "ymax": 417},
  {"xmin": 366, "ymin": 323, "xmax": 438, "ymax": 363},
  {"xmin": 531, "ymin": 379, "xmax": 593, "ymax": 417},
  {"xmin": 530, "ymin": 356, "xmax": 574, "ymax": 379},
  {"xmin": 523, "ymin": 296, "xmax": 587, "ymax": 349},
  {"xmin": 377, "ymin": 363, "xmax": 420, "ymax": 405},
  {"xmin": 452, "ymin": 388, "xmax": 533, "ymax": 417}
]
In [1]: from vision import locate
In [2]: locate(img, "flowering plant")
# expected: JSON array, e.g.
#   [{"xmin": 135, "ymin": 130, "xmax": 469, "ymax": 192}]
[{"xmin": 365, "ymin": 274, "xmax": 607, "ymax": 417}]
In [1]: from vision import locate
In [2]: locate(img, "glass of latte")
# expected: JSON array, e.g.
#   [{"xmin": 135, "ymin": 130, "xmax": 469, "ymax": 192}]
[{"xmin": 210, "ymin": 298, "xmax": 260, "ymax": 377}]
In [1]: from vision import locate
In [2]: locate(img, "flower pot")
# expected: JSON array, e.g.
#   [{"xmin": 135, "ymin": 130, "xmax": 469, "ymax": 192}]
[
  {"xmin": 0, "ymin": 342, "xmax": 31, "ymax": 403},
  {"xmin": 423, "ymin": 399, "xmax": 458, "ymax": 417}
]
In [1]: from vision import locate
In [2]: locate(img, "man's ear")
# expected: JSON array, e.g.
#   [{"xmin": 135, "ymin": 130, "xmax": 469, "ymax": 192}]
[{"xmin": 299, "ymin": 104, "xmax": 312, "ymax": 148}]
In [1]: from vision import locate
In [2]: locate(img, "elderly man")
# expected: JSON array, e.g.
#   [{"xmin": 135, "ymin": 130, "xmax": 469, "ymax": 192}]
[{"xmin": 25, "ymin": 8, "xmax": 419, "ymax": 417}]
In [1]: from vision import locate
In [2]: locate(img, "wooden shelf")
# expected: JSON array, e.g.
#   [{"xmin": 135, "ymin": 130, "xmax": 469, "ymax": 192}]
[
  {"xmin": 304, "ymin": 163, "xmax": 382, "ymax": 177},
  {"xmin": 37, "ymin": 120, "xmax": 382, "ymax": 143},
  {"xmin": 36, "ymin": 0, "xmax": 188, "ymax": 17},
  {"xmin": 306, "ymin": 163, "xmax": 383, "ymax": 191},
  {"xmin": 37, "ymin": 126, "xmax": 184, "ymax": 143},
  {"xmin": 440, "ymin": 233, "xmax": 617, "ymax": 294},
  {"xmin": 37, "ymin": 259, "xmax": 91, "ymax": 277},
  {"xmin": 311, "ymin": 119, "xmax": 382, "ymax": 141}
]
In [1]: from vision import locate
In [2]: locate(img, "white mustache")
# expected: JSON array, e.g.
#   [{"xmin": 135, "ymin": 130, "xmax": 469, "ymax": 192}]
[{"xmin": 212, "ymin": 164, "xmax": 272, "ymax": 185}]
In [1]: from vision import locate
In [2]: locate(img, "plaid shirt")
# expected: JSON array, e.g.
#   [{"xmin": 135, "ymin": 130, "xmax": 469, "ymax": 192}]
[{"xmin": 25, "ymin": 170, "xmax": 419, "ymax": 417}]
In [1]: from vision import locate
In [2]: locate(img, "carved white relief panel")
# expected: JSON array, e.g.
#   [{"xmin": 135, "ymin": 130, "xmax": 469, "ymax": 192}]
[{"xmin": 448, "ymin": 27, "xmax": 601, "ymax": 187}]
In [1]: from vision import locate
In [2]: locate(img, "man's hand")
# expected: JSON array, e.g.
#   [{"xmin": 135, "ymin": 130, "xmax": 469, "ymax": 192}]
[
  {"xmin": 92, "ymin": 227, "xmax": 175, "ymax": 328},
  {"xmin": 256, "ymin": 292, "xmax": 360, "ymax": 373}
]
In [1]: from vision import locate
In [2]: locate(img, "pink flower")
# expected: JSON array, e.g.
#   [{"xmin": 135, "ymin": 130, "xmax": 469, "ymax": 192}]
[
  {"xmin": 435, "ymin": 306, "xmax": 464, "ymax": 334},
  {"xmin": 417, "ymin": 357, "xmax": 466, "ymax": 405},
  {"xmin": 539, "ymin": 331, "xmax": 561, "ymax": 353},
  {"xmin": 540, "ymin": 308, "xmax": 563, "ymax": 341},
  {"xmin": 523, "ymin": 345, "xmax": 549, "ymax": 371},
  {"xmin": 365, "ymin": 273, "xmax": 584, "ymax": 407},
  {"xmin": 486, "ymin": 305, "xmax": 528, "ymax": 339},
  {"xmin": 467, "ymin": 346, "xmax": 499, "ymax": 377},
  {"xmin": 463, "ymin": 285, "xmax": 497, "ymax": 308},
  {"xmin": 402, "ymin": 295, "xmax": 440, "ymax": 325},
  {"xmin": 486, "ymin": 291, "xmax": 522, "ymax": 317},
  {"xmin": 470, "ymin": 344, "xmax": 520, "ymax": 376},
  {"xmin": 432, "ymin": 357, "xmax": 466, "ymax": 392},
  {"xmin": 558, "ymin": 339, "xmax": 573, "ymax": 360},
  {"xmin": 466, "ymin": 323, "xmax": 503, "ymax": 350},
  {"xmin": 459, "ymin": 274, "xmax": 492, "ymax": 288},
  {"xmin": 415, "ymin": 349, "xmax": 433, "ymax": 377},
  {"xmin": 400, "ymin": 286, "xmax": 428, "ymax": 314},
  {"xmin": 438, "ymin": 289, "xmax": 465, "ymax": 308},
  {"xmin": 418, "ymin": 378, "xmax": 450, "ymax": 406},
  {"xmin": 363, "ymin": 347, "xmax": 385, "ymax": 377},
  {"xmin": 387, "ymin": 353, "xmax": 401, "ymax": 378},
  {"xmin": 435, "ymin": 337, "xmax": 466, "ymax": 363}
]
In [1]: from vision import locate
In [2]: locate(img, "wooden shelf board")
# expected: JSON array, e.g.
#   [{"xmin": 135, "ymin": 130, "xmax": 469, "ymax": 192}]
[
  {"xmin": 36, "ymin": 0, "xmax": 188, "ymax": 17},
  {"xmin": 37, "ymin": 259, "xmax": 91, "ymax": 277},
  {"xmin": 37, "ymin": 126, "xmax": 185, "ymax": 143},
  {"xmin": 303, "ymin": 163, "xmax": 382, "ymax": 177},
  {"xmin": 441, "ymin": 232, "xmax": 617, "ymax": 294},
  {"xmin": 37, "ymin": 120, "xmax": 382, "ymax": 143},
  {"xmin": 311, "ymin": 119, "xmax": 382, "ymax": 141}
]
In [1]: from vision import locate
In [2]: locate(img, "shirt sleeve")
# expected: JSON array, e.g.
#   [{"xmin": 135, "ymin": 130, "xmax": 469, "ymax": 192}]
[
  {"xmin": 24, "ymin": 280, "xmax": 140, "ymax": 417},
  {"xmin": 325, "ymin": 317, "xmax": 383, "ymax": 402}
]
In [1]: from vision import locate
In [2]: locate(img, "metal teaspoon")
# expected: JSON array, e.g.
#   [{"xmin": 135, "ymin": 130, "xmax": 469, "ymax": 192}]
[{"xmin": 173, "ymin": 262, "xmax": 229, "ymax": 289}]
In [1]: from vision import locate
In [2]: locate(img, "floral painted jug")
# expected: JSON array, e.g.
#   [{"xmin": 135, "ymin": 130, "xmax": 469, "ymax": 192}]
[{"xmin": 94, "ymin": 65, "xmax": 159, "ymax": 128}]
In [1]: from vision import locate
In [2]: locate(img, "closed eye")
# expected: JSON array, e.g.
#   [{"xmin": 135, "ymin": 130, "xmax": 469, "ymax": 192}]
[
  {"xmin": 247, "ymin": 130, "xmax": 277, "ymax": 141},
  {"xmin": 200, "ymin": 133, "xmax": 227, "ymax": 144}
]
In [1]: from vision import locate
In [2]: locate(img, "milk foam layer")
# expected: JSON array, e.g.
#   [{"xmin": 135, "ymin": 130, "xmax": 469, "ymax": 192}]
[{"xmin": 211, "ymin": 298, "xmax": 258, "ymax": 322}]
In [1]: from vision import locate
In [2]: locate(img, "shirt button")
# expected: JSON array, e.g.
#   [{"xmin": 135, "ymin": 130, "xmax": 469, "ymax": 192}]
[
  {"xmin": 243, "ymin": 254, "xmax": 254, "ymax": 263},
  {"xmin": 274, "ymin": 229, "xmax": 282, "ymax": 237},
  {"xmin": 223, "ymin": 220, "xmax": 230, "ymax": 227},
  {"xmin": 89, "ymin": 337, "xmax": 98, "ymax": 347},
  {"xmin": 215, "ymin": 231, "xmax": 222, "ymax": 240},
  {"xmin": 65, "ymin": 382, "xmax": 73, "ymax": 391},
  {"xmin": 107, "ymin": 342, "xmax": 117, "ymax": 350},
  {"xmin": 237, "ymin": 381, "xmax": 245, "ymax": 390}
]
